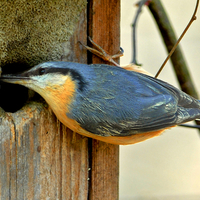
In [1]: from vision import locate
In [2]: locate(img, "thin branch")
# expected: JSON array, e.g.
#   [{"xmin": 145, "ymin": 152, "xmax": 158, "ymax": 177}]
[
  {"xmin": 155, "ymin": 0, "xmax": 199, "ymax": 78},
  {"xmin": 179, "ymin": 124, "xmax": 200, "ymax": 129},
  {"xmin": 147, "ymin": 0, "xmax": 199, "ymax": 99},
  {"xmin": 131, "ymin": 0, "xmax": 149, "ymax": 65},
  {"xmin": 147, "ymin": 0, "xmax": 200, "ymax": 133}
]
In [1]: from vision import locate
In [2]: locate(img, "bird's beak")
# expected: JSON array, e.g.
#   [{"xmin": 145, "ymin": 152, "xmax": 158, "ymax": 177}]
[{"xmin": 0, "ymin": 73, "xmax": 31, "ymax": 85}]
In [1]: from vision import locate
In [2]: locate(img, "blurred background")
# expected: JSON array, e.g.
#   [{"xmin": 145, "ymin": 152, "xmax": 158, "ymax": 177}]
[{"xmin": 120, "ymin": 1, "xmax": 200, "ymax": 199}]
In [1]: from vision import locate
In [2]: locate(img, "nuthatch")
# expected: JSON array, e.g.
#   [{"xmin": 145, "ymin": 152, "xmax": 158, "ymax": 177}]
[{"xmin": 1, "ymin": 61, "xmax": 200, "ymax": 145}]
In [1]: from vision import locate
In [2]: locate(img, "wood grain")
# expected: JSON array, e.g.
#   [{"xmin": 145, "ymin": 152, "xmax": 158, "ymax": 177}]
[
  {"xmin": 88, "ymin": 0, "xmax": 120, "ymax": 199},
  {"xmin": 0, "ymin": 3, "xmax": 89, "ymax": 199},
  {"xmin": 0, "ymin": 0, "xmax": 121, "ymax": 199},
  {"xmin": 0, "ymin": 103, "xmax": 89, "ymax": 200}
]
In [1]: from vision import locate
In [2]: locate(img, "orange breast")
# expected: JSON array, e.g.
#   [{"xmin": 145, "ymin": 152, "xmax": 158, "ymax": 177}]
[{"xmin": 43, "ymin": 76, "xmax": 80, "ymax": 130}]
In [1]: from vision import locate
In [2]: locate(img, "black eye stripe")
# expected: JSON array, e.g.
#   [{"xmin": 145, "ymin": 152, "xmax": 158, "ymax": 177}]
[
  {"xmin": 32, "ymin": 67, "xmax": 67, "ymax": 76},
  {"xmin": 30, "ymin": 67, "xmax": 87, "ymax": 91},
  {"xmin": 39, "ymin": 68, "xmax": 46, "ymax": 75},
  {"xmin": 34, "ymin": 67, "xmax": 70, "ymax": 76},
  {"xmin": 42, "ymin": 67, "xmax": 70, "ymax": 75}
]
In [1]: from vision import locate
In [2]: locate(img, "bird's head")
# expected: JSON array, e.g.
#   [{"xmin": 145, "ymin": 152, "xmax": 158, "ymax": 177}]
[{"xmin": 0, "ymin": 61, "xmax": 86, "ymax": 113}]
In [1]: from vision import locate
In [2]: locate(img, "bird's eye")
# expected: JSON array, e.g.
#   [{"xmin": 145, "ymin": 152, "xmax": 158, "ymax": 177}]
[{"xmin": 39, "ymin": 68, "xmax": 46, "ymax": 75}]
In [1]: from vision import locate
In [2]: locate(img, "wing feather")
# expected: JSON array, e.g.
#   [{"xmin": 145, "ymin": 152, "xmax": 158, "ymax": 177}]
[{"xmin": 68, "ymin": 64, "xmax": 200, "ymax": 136}]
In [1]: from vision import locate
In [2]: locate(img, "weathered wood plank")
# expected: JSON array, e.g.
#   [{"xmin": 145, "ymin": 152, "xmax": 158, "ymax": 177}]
[
  {"xmin": 88, "ymin": 0, "xmax": 120, "ymax": 199},
  {"xmin": 0, "ymin": 103, "xmax": 89, "ymax": 200},
  {"xmin": 0, "ymin": 1, "xmax": 89, "ymax": 199},
  {"xmin": 0, "ymin": 0, "xmax": 121, "ymax": 199}
]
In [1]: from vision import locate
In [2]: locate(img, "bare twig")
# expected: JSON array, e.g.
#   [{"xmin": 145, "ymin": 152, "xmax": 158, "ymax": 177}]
[
  {"xmin": 180, "ymin": 124, "xmax": 200, "ymax": 129},
  {"xmin": 79, "ymin": 37, "xmax": 123, "ymax": 67},
  {"xmin": 155, "ymin": 0, "xmax": 199, "ymax": 78},
  {"xmin": 148, "ymin": 0, "xmax": 200, "ymax": 132},
  {"xmin": 147, "ymin": 0, "xmax": 199, "ymax": 98},
  {"xmin": 131, "ymin": 0, "xmax": 149, "ymax": 65}
]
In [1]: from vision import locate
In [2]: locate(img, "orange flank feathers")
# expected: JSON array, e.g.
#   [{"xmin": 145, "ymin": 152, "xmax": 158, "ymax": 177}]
[{"xmin": 76, "ymin": 126, "xmax": 175, "ymax": 145}]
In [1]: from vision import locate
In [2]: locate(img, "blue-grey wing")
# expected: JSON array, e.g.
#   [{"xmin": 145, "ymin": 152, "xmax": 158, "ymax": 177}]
[{"xmin": 68, "ymin": 64, "xmax": 200, "ymax": 136}]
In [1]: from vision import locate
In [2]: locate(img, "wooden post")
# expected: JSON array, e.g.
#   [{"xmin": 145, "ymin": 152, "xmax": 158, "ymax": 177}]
[
  {"xmin": 0, "ymin": 0, "xmax": 120, "ymax": 199},
  {"xmin": 0, "ymin": 1, "xmax": 89, "ymax": 199},
  {"xmin": 88, "ymin": 0, "xmax": 120, "ymax": 199}
]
